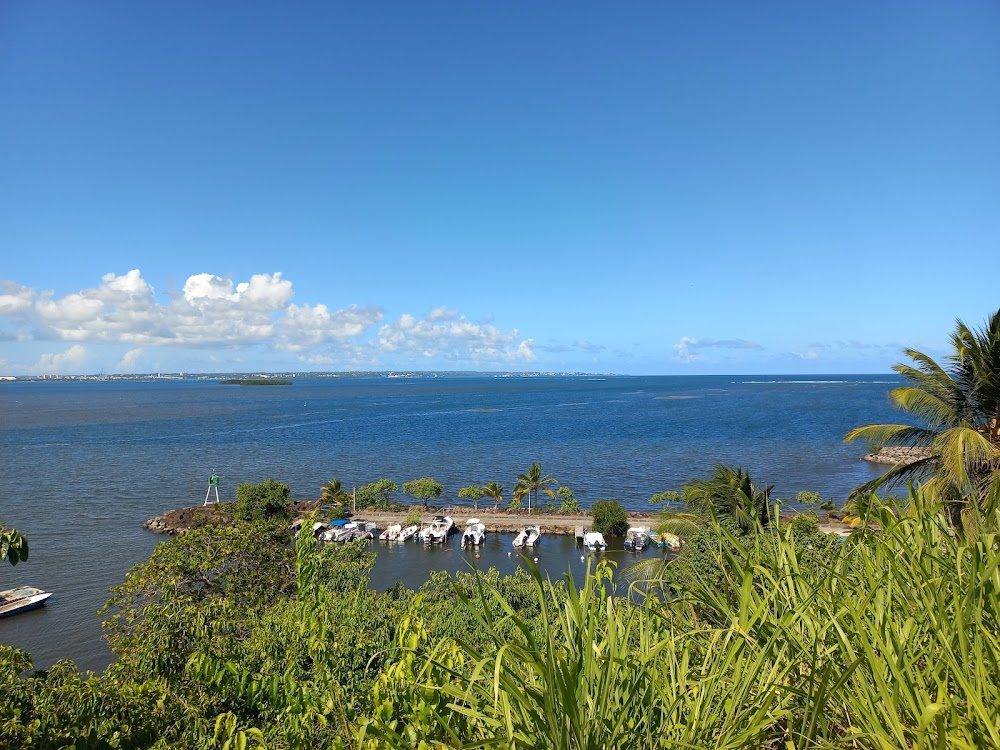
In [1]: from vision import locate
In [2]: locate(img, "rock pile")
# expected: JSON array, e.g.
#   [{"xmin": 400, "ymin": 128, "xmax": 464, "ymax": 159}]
[{"xmin": 863, "ymin": 446, "xmax": 933, "ymax": 465}]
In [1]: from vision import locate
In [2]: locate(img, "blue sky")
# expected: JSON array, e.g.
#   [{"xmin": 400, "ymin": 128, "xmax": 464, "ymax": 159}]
[{"xmin": 1, "ymin": 2, "xmax": 997, "ymax": 375}]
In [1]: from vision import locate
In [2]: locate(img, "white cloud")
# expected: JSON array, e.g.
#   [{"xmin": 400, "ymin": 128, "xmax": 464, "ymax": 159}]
[
  {"xmin": 0, "ymin": 269, "xmax": 538, "ymax": 372},
  {"xmin": 34, "ymin": 344, "xmax": 88, "ymax": 373},
  {"xmin": 673, "ymin": 336, "xmax": 762, "ymax": 363},
  {"xmin": 793, "ymin": 350, "xmax": 819, "ymax": 360},
  {"xmin": 0, "ymin": 281, "xmax": 35, "ymax": 315},
  {"xmin": 117, "ymin": 347, "xmax": 145, "ymax": 372},
  {"xmin": 378, "ymin": 312, "xmax": 536, "ymax": 363},
  {"xmin": 278, "ymin": 303, "xmax": 384, "ymax": 351}
]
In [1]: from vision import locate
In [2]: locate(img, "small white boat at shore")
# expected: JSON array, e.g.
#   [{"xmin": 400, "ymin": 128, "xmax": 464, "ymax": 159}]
[
  {"xmin": 461, "ymin": 518, "xmax": 486, "ymax": 548},
  {"xmin": 513, "ymin": 525, "xmax": 541, "ymax": 548},
  {"xmin": 0, "ymin": 586, "xmax": 52, "ymax": 619},
  {"xmin": 422, "ymin": 515, "xmax": 454, "ymax": 545},
  {"xmin": 583, "ymin": 531, "xmax": 607, "ymax": 551},
  {"xmin": 379, "ymin": 524, "xmax": 403, "ymax": 541},
  {"xmin": 397, "ymin": 524, "xmax": 418, "ymax": 541}
]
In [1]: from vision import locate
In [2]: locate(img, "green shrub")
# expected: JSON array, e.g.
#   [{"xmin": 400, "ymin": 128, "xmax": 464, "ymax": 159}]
[
  {"xmin": 591, "ymin": 499, "xmax": 628, "ymax": 537},
  {"xmin": 557, "ymin": 486, "xmax": 580, "ymax": 513},
  {"xmin": 234, "ymin": 479, "xmax": 292, "ymax": 522}
]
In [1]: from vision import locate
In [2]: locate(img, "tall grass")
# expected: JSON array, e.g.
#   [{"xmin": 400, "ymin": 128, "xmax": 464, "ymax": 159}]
[{"xmin": 360, "ymin": 488, "xmax": 1000, "ymax": 748}]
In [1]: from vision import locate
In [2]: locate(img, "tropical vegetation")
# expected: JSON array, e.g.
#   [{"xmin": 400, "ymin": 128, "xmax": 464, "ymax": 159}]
[
  {"xmin": 845, "ymin": 307, "xmax": 1000, "ymax": 524},
  {"xmin": 590, "ymin": 498, "xmax": 629, "ymax": 537},
  {"xmin": 4, "ymin": 485, "xmax": 1000, "ymax": 748},
  {"xmin": 513, "ymin": 461, "xmax": 557, "ymax": 513},
  {"xmin": 1, "ymin": 525, "xmax": 28, "ymax": 566}
]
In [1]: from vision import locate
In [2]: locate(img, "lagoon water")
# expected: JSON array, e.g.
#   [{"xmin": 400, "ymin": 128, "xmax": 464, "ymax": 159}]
[{"xmin": 1, "ymin": 374, "xmax": 898, "ymax": 671}]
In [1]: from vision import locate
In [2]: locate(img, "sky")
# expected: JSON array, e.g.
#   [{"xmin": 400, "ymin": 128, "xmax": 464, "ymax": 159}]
[{"xmin": 1, "ymin": 2, "xmax": 998, "ymax": 376}]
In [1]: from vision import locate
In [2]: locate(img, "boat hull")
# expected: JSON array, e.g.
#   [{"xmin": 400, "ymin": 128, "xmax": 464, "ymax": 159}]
[{"xmin": 0, "ymin": 588, "xmax": 52, "ymax": 619}]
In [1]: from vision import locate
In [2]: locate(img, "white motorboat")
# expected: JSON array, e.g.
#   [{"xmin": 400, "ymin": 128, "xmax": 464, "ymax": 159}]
[
  {"xmin": 379, "ymin": 524, "xmax": 403, "ymax": 541},
  {"xmin": 461, "ymin": 518, "xmax": 487, "ymax": 548},
  {"xmin": 512, "ymin": 525, "xmax": 541, "ymax": 548},
  {"xmin": 624, "ymin": 526, "xmax": 649, "ymax": 551},
  {"xmin": 317, "ymin": 520, "xmax": 350, "ymax": 542},
  {"xmin": 583, "ymin": 531, "xmax": 607, "ymax": 551},
  {"xmin": 397, "ymin": 524, "xmax": 418, "ymax": 541},
  {"xmin": 422, "ymin": 515, "xmax": 454, "ymax": 545},
  {"xmin": 352, "ymin": 520, "xmax": 377, "ymax": 540},
  {"xmin": 0, "ymin": 586, "xmax": 52, "ymax": 619}
]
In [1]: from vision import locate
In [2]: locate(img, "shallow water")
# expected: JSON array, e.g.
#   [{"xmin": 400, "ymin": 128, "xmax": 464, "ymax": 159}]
[{"xmin": 0, "ymin": 374, "xmax": 897, "ymax": 671}]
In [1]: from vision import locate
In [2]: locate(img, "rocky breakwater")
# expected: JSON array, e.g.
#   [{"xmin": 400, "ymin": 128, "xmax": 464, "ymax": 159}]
[
  {"xmin": 863, "ymin": 446, "xmax": 933, "ymax": 465},
  {"xmin": 144, "ymin": 500, "xmax": 320, "ymax": 535}
]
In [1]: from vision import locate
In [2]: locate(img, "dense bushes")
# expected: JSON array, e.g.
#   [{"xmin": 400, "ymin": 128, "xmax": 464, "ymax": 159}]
[
  {"xmin": 234, "ymin": 477, "xmax": 292, "ymax": 522},
  {"xmin": 591, "ymin": 498, "xmax": 628, "ymax": 536}
]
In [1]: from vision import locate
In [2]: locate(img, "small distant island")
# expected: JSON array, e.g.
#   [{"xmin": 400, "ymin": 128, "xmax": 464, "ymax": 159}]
[{"xmin": 219, "ymin": 378, "xmax": 293, "ymax": 386}]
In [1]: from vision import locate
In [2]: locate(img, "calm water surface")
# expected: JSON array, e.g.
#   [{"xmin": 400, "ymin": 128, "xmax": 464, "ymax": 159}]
[{"xmin": 0, "ymin": 375, "xmax": 898, "ymax": 671}]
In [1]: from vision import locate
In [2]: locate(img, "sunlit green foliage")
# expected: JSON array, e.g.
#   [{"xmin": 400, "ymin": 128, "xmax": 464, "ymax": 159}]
[
  {"xmin": 354, "ymin": 478, "xmax": 398, "ymax": 510},
  {"xmin": 556, "ymin": 485, "xmax": 579, "ymax": 513},
  {"xmin": 234, "ymin": 477, "xmax": 293, "ymax": 522},
  {"xmin": 402, "ymin": 477, "xmax": 443, "ymax": 507},
  {"xmin": 0, "ymin": 525, "xmax": 28, "ymax": 566},
  {"xmin": 5, "ymin": 482, "xmax": 1000, "ymax": 749},
  {"xmin": 846, "ymin": 307, "xmax": 1000, "ymax": 522},
  {"xmin": 591, "ymin": 498, "xmax": 628, "ymax": 536}
]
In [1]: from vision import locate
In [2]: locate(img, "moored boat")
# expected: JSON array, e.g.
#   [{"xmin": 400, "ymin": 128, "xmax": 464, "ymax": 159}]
[
  {"xmin": 422, "ymin": 515, "xmax": 454, "ymax": 545},
  {"xmin": 624, "ymin": 526, "xmax": 649, "ymax": 551},
  {"xmin": 583, "ymin": 531, "xmax": 607, "ymax": 551},
  {"xmin": 647, "ymin": 530, "xmax": 682, "ymax": 551},
  {"xmin": 461, "ymin": 518, "xmax": 486, "ymax": 548},
  {"xmin": 512, "ymin": 525, "xmax": 541, "ymax": 548},
  {"xmin": 397, "ymin": 524, "xmax": 418, "ymax": 541},
  {"xmin": 379, "ymin": 524, "xmax": 403, "ymax": 541},
  {"xmin": 0, "ymin": 586, "xmax": 52, "ymax": 619}
]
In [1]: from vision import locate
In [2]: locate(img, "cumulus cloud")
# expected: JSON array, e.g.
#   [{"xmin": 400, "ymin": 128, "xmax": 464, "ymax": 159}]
[
  {"xmin": 378, "ymin": 312, "xmax": 536, "ymax": 363},
  {"xmin": 0, "ymin": 281, "xmax": 35, "ymax": 315},
  {"xmin": 117, "ymin": 347, "xmax": 145, "ymax": 372},
  {"xmin": 277, "ymin": 303, "xmax": 384, "ymax": 351},
  {"xmin": 673, "ymin": 336, "xmax": 762, "ymax": 363},
  {"xmin": 0, "ymin": 269, "xmax": 537, "ymax": 372},
  {"xmin": 792, "ymin": 351, "xmax": 819, "ymax": 360},
  {"xmin": 35, "ymin": 344, "xmax": 88, "ymax": 373}
]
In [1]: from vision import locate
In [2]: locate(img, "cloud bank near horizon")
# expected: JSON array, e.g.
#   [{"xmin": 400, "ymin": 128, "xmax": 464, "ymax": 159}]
[{"xmin": 0, "ymin": 270, "xmax": 536, "ymax": 373}]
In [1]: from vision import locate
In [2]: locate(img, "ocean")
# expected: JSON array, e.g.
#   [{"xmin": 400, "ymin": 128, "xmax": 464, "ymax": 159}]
[{"xmin": 0, "ymin": 374, "xmax": 899, "ymax": 671}]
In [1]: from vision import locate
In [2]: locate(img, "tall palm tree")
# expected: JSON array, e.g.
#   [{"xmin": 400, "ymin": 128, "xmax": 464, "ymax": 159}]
[
  {"xmin": 481, "ymin": 481, "xmax": 504, "ymax": 511},
  {"xmin": 684, "ymin": 464, "xmax": 774, "ymax": 532},
  {"xmin": 845, "ymin": 309, "xmax": 1000, "ymax": 519},
  {"xmin": 320, "ymin": 478, "xmax": 350, "ymax": 505},
  {"xmin": 514, "ymin": 462, "xmax": 557, "ymax": 515}
]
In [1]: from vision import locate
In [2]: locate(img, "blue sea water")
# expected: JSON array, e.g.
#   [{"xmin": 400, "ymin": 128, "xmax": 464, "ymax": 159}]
[{"xmin": 0, "ymin": 374, "xmax": 899, "ymax": 671}]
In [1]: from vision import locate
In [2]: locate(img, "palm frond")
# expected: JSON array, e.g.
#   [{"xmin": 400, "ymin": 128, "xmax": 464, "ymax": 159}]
[
  {"xmin": 844, "ymin": 424, "xmax": 936, "ymax": 447},
  {"xmin": 888, "ymin": 387, "xmax": 959, "ymax": 429},
  {"xmin": 846, "ymin": 457, "xmax": 938, "ymax": 499},
  {"xmin": 932, "ymin": 427, "xmax": 1000, "ymax": 491}
]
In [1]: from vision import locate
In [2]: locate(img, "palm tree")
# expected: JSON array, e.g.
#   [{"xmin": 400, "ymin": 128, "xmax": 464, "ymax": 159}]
[
  {"xmin": 481, "ymin": 481, "xmax": 504, "ymax": 511},
  {"xmin": 684, "ymin": 464, "xmax": 774, "ymax": 532},
  {"xmin": 845, "ymin": 309, "xmax": 1000, "ymax": 521},
  {"xmin": 320, "ymin": 478, "xmax": 350, "ymax": 505},
  {"xmin": 514, "ymin": 462, "xmax": 557, "ymax": 515}
]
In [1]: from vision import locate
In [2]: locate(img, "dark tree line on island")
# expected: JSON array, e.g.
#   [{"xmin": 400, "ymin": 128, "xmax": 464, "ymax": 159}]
[{"xmin": 3, "ymin": 308, "xmax": 1000, "ymax": 748}]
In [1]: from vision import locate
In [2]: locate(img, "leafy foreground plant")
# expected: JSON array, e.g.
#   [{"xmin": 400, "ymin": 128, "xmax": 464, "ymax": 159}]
[{"xmin": 361, "ymin": 487, "xmax": 1000, "ymax": 749}]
